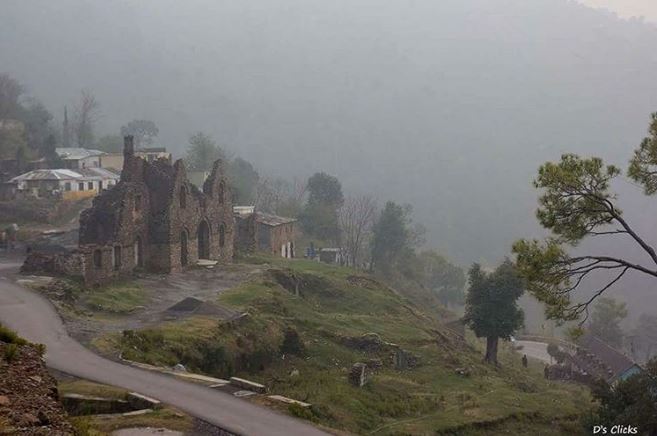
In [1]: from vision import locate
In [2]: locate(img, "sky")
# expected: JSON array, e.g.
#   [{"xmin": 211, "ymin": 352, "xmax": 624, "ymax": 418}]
[{"xmin": 578, "ymin": 0, "xmax": 657, "ymax": 22}]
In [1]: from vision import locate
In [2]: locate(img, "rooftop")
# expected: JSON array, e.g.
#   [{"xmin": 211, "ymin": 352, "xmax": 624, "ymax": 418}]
[
  {"xmin": 55, "ymin": 147, "xmax": 105, "ymax": 160},
  {"xmin": 577, "ymin": 334, "xmax": 639, "ymax": 382},
  {"xmin": 10, "ymin": 168, "xmax": 119, "ymax": 182},
  {"xmin": 10, "ymin": 169, "xmax": 84, "ymax": 182},
  {"xmin": 255, "ymin": 211, "xmax": 297, "ymax": 226}
]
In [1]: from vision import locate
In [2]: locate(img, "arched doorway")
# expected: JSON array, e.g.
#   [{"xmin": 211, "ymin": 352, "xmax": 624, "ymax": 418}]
[
  {"xmin": 197, "ymin": 220, "xmax": 210, "ymax": 259},
  {"xmin": 180, "ymin": 230, "xmax": 188, "ymax": 266},
  {"xmin": 134, "ymin": 236, "xmax": 143, "ymax": 267}
]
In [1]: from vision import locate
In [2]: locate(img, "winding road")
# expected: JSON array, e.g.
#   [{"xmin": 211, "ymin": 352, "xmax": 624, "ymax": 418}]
[
  {"xmin": 0, "ymin": 262, "xmax": 327, "ymax": 436},
  {"xmin": 514, "ymin": 340, "xmax": 552, "ymax": 364}
]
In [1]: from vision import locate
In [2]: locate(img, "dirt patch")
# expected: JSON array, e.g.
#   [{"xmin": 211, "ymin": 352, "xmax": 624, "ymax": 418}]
[
  {"xmin": 45, "ymin": 264, "xmax": 262, "ymax": 348},
  {"xmin": 166, "ymin": 297, "xmax": 236, "ymax": 319}
]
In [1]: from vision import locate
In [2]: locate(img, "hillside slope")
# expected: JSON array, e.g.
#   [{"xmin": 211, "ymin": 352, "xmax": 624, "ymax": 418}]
[{"xmin": 96, "ymin": 258, "xmax": 590, "ymax": 435}]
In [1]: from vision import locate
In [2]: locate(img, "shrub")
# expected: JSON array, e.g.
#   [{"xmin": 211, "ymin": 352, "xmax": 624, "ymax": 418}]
[
  {"xmin": 280, "ymin": 327, "xmax": 305, "ymax": 356},
  {"xmin": 4, "ymin": 343, "xmax": 19, "ymax": 362},
  {"xmin": 0, "ymin": 324, "xmax": 27, "ymax": 346}
]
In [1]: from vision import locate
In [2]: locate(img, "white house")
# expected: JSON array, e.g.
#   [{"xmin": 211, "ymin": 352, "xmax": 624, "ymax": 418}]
[
  {"xmin": 9, "ymin": 168, "xmax": 119, "ymax": 200},
  {"xmin": 55, "ymin": 148, "xmax": 105, "ymax": 170}
]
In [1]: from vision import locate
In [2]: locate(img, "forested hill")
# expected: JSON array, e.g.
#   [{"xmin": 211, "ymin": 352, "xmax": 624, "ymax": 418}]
[{"xmin": 2, "ymin": 0, "xmax": 657, "ymax": 264}]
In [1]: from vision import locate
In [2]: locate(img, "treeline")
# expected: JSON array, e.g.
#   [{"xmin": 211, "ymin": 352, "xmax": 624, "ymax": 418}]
[{"xmin": 183, "ymin": 131, "xmax": 467, "ymax": 309}]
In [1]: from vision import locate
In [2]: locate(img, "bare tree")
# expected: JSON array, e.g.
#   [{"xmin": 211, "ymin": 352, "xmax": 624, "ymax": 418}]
[
  {"xmin": 72, "ymin": 90, "xmax": 100, "ymax": 148},
  {"xmin": 339, "ymin": 195, "xmax": 377, "ymax": 267},
  {"xmin": 254, "ymin": 176, "xmax": 284, "ymax": 213}
]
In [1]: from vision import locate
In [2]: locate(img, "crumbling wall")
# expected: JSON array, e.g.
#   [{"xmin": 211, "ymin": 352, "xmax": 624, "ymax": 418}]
[
  {"xmin": 71, "ymin": 136, "xmax": 235, "ymax": 285},
  {"xmin": 234, "ymin": 214, "xmax": 256, "ymax": 255}
]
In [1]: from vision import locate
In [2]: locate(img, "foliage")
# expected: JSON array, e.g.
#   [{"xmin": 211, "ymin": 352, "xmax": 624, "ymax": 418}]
[
  {"xmin": 628, "ymin": 112, "xmax": 657, "ymax": 195},
  {"xmin": 631, "ymin": 314, "xmax": 657, "ymax": 362},
  {"xmin": 588, "ymin": 297, "xmax": 627, "ymax": 349},
  {"xmin": 0, "ymin": 72, "xmax": 24, "ymax": 121},
  {"xmin": 228, "ymin": 157, "xmax": 259, "ymax": 204},
  {"xmin": 370, "ymin": 202, "xmax": 417, "ymax": 274},
  {"xmin": 584, "ymin": 359, "xmax": 657, "ymax": 436},
  {"xmin": 418, "ymin": 250, "xmax": 466, "ymax": 307},
  {"xmin": 184, "ymin": 131, "xmax": 225, "ymax": 172},
  {"xmin": 280, "ymin": 327, "xmax": 305, "ymax": 356},
  {"xmin": 300, "ymin": 172, "xmax": 344, "ymax": 242},
  {"xmin": 514, "ymin": 127, "xmax": 657, "ymax": 321},
  {"xmin": 0, "ymin": 323, "xmax": 28, "ymax": 346},
  {"xmin": 120, "ymin": 119, "xmax": 159, "ymax": 148},
  {"xmin": 464, "ymin": 260, "xmax": 524, "ymax": 364},
  {"xmin": 95, "ymin": 134, "xmax": 123, "ymax": 153},
  {"xmin": 546, "ymin": 343, "xmax": 567, "ymax": 364},
  {"xmin": 3, "ymin": 343, "xmax": 19, "ymax": 362}
]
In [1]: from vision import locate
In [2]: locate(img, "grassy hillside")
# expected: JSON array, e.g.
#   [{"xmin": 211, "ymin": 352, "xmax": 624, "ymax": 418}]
[{"xmin": 95, "ymin": 256, "xmax": 591, "ymax": 435}]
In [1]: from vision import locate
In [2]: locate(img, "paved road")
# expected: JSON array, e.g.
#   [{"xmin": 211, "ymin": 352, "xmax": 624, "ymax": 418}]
[
  {"xmin": 515, "ymin": 340, "xmax": 552, "ymax": 364},
  {"xmin": 0, "ymin": 263, "xmax": 327, "ymax": 436}
]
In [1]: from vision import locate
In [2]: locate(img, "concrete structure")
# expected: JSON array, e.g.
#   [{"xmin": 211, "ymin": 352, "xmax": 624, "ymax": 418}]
[
  {"xmin": 77, "ymin": 136, "xmax": 233, "ymax": 285},
  {"xmin": 573, "ymin": 334, "xmax": 643, "ymax": 384},
  {"xmin": 56, "ymin": 147, "xmax": 105, "ymax": 169},
  {"xmin": 100, "ymin": 147, "xmax": 172, "ymax": 171},
  {"xmin": 233, "ymin": 207, "xmax": 296, "ymax": 258},
  {"xmin": 8, "ymin": 168, "xmax": 119, "ymax": 200}
]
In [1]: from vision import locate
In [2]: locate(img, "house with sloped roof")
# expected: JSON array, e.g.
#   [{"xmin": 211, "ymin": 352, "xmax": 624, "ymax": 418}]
[
  {"xmin": 572, "ymin": 334, "xmax": 643, "ymax": 384},
  {"xmin": 55, "ymin": 147, "xmax": 105, "ymax": 170},
  {"xmin": 233, "ymin": 207, "xmax": 297, "ymax": 258},
  {"xmin": 9, "ymin": 168, "xmax": 119, "ymax": 200}
]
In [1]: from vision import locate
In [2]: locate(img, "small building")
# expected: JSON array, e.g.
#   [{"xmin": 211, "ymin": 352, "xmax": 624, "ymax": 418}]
[
  {"xmin": 8, "ymin": 168, "xmax": 119, "ymax": 201},
  {"xmin": 573, "ymin": 334, "xmax": 643, "ymax": 384},
  {"xmin": 99, "ymin": 148, "xmax": 172, "ymax": 171},
  {"xmin": 233, "ymin": 207, "xmax": 297, "ymax": 258},
  {"xmin": 56, "ymin": 148, "xmax": 105, "ymax": 170}
]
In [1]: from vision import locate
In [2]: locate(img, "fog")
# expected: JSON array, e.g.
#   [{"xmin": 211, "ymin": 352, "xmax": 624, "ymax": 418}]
[{"xmin": 3, "ymin": 0, "xmax": 657, "ymax": 318}]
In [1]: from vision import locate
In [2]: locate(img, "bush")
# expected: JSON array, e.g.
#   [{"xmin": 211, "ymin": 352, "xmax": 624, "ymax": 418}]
[
  {"xmin": 4, "ymin": 343, "xmax": 19, "ymax": 362},
  {"xmin": 280, "ymin": 327, "xmax": 305, "ymax": 356},
  {"xmin": 0, "ymin": 324, "xmax": 27, "ymax": 346}
]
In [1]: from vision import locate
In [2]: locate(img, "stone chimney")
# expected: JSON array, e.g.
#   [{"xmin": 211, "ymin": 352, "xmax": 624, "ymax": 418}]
[{"xmin": 124, "ymin": 135, "xmax": 135, "ymax": 157}]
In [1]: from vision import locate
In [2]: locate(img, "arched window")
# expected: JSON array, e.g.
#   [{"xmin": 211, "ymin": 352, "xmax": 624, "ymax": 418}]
[
  {"xmin": 197, "ymin": 220, "xmax": 210, "ymax": 259},
  {"xmin": 93, "ymin": 249, "xmax": 102, "ymax": 268},
  {"xmin": 219, "ymin": 223, "xmax": 226, "ymax": 248},
  {"xmin": 113, "ymin": 245, "xmax": 122, "ymax": 271},
  {"xmin": 218, "ymin": 181, "xmax": 225, "ymax": 204},
  {"xmin": 180, "ymin": 230, "xmax": 188, "ymax": 266},
  {"xmin": 179, "ymin": 186, "xmax": 187, "ymax": 209}
]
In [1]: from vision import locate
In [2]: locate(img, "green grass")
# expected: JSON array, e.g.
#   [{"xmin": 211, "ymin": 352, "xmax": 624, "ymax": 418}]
[
  {"xmin": 96, "ymin": 256, "xmax": 592, "ymax": 434},
  {"xmin": 84, "ymin": 282, "xmax": 148, "ymax": 314}
]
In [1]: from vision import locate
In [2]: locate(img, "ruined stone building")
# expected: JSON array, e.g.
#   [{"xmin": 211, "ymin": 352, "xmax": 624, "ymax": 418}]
[
  {"xmin": 234, "ymin": 206, "xmax": 297, "ymax": 258},
  {"xmin": 77, "ymin": 136, "xmax": 234, "ymax": 284}
]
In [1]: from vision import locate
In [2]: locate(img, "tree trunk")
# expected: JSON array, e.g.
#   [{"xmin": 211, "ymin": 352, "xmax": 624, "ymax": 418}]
[{"xmin": 484, "ymin": 336, "xmax": 499, "ymax": 365}]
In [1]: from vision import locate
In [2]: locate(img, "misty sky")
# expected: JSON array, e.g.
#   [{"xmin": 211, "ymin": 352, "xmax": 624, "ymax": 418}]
[
  {"xmin": 578, "ymin": 0, "xmax": 657, "ymax": 22},
  {"xmin": 3, "ymin": 0, "xmax": 657, "ymax": 312}
]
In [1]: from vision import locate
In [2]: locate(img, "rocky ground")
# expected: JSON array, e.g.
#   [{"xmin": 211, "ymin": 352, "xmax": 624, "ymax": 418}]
[{"xmin": 0, "ymin": 342, "xmax": 74, "ymax": 435}]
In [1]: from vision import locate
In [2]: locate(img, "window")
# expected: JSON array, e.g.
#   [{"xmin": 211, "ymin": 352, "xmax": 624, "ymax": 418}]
[
  {"xmin": 88, "ymin": 181, "xmax": 94, "ymax": 190},
  {"xmin": 218, "ymin": 181, "xmax": 225, "ymax": 204},
  {"xmin": 219, "ymin": 224, "xmax": 225, "ymax": 248},
  {"xmin": 113, "ymin": 246, "xmax": 122, "ymax": 270},
  {"xmin": 64, "ymin": 182, "xmax": 71, "ymax": 191},
  {"xmin": 93, "ymin": 249, "xmax": 102, "ymax": 268},
  {"xmin": 180, "ymin": 186, "xmax": 187, "ymax": 208},
  {"xmin": 78, "ymin": 182, "xmax": 85, "ymax": 191}
]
